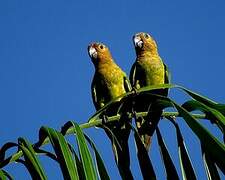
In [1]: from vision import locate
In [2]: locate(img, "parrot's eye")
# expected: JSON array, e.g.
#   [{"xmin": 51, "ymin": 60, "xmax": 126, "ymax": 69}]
[
  {"xmin": 144, "ymin": 33, "xmax": 149, "ymax": 39},
  {"xmin": 99, "ymin": 45, "xmax": 104, "ymax": 49}
]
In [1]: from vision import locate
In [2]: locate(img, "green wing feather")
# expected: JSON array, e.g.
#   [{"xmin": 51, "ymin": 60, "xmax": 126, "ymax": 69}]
[
  {"xmin": 91, "ymin": 81, "xmax": 98, "ymax": 110},
  {"xmin": 123, "ymin": 75, "xmax": 132, "ymax": 92},
  {"xmin": 129, "ymin": 62, "xmax": 137, "ymax": 87},
  {"xmin": 91, "ymin": 77, "xmax": 105, "ymax": 110},
  {"xmin": 164, "ymin": 63, "xmax": 170, "ymax": 84}
]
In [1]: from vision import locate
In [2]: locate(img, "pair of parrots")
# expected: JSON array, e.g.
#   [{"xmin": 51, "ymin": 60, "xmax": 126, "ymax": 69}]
[{"xmin": 88, "ymin": 32, "xmax": 169, "ymax": 178}]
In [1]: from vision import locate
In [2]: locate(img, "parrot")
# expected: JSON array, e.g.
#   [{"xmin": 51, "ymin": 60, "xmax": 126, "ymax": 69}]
[
  {"xmin": 129, "ymin": 32, "xmax": 170, "ymax": 151},
  {"xmin": 88, "ymin": 42, "xmax": 133, "ymax": 179}
]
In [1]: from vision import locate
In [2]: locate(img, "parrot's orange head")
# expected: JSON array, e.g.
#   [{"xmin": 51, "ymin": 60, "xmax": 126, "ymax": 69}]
[
  {"xmin": 133, "ymin": 32, "xmax": 158, "ymax": 55},
  {"xmin": 88, "ymin": 42, "xmax": 113, "ymax": 65}
]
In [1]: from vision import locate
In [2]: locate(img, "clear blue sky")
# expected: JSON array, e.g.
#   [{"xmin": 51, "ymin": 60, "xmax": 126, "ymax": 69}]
[{"xmin": 1, "ymin": 0, "xmax": 225, "ymax": 179}]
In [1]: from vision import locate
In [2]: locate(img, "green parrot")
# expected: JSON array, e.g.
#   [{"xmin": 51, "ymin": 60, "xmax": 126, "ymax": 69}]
[
  {"xmin": 88, "ymin": 42, "xmax": 133, "ymax": 179},
  {"xmin": 130, "ymin": 32, "xmax": 170, "ymax": 150}
]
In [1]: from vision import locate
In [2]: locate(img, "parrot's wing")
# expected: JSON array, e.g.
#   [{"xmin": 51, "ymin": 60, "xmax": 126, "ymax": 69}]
[
  {"xmin": 123, "ymin": 75, "xmax": 132, "ymax": 92},
  {"xmin": 163, "ymin": 63, "xmax": 170, "ymax": 96},
  {"xmin": 129, "ymin": 62, "xmax": 137, "ymax": 87},
  {"xmin": 91, "ymin": 78, "xmax": 100, "ymax": 110},
  {"xmin": 164, "ymin": 63, "xmax": 171, "ymax": 84}
]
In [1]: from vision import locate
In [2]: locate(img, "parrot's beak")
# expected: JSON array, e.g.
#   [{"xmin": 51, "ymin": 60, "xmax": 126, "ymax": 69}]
[
  {"xmin": 88, "ymin": 46, "xmax": 98, "ymax": 59},
  {"xmin": 133, "ymin": 36, "xmax": 143, "ymax": 48}
]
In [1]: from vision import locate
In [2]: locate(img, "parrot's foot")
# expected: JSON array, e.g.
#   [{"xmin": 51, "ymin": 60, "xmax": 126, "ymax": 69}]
[
  {"xmin": 102, "ymin": 114, "xmax": 109, "ymax": 124},
  {"xmin": 131, "ymin": 109, "xmax": 137, "ymax": 119},
  {"xmin": 168, "ymin": 115, "xmax": 176, "ymax": 121},
  {"xmin": 131, "ymin": 87, "xmax": 138, "ymax": 96}
]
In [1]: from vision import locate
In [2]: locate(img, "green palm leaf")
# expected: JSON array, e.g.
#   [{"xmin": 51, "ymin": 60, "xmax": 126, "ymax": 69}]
[
  {"xmin": 18, "ymin": 138, "xmax": 47, "ymax": 180},
  {"xmin": 168, "ymin": 118, "xmax": 197, "ymax": 180},
  {"xmin": 156, "ymin": 127, "xmax": 179, "ymax": 180},
  {"xmin": 173, "ymin": 102, "xmax": 225, "ymax": 174},
  {"xmin": 70, "ymin": 121, "xmax": 98, "ymax": 180},
  {"xmin": 201, "ymin": 144, "xmax": 220, "ymax": 180},
  {"xmin": 0, "ymin": 169, "xmax": 13, "ymax": 180},
  {"xmin": 182, "ymin": 100, "xmax": 225, "ymax": 133},
  {"xmin": 39, "ymin": 126, "xmax": 79, "ymax": 179}
]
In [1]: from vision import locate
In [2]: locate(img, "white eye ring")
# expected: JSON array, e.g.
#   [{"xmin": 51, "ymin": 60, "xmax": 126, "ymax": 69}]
[
  {"xmin": 89, "ymin": 47, "xmax": 98, "ymax": 59},
  {"xmin": 144, "ymin": 33, "xmax": 149, "ymax": 38},
  {"xmin": 99, "ymin": 44, "xmax": 104, "ymax": 49}
]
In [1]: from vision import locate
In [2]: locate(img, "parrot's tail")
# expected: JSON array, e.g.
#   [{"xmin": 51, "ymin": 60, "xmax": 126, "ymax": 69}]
[
  {"xmin": 102, "ymin": 101, "xmax": 133, "ymax": 179},
  {"xmin": 136, "ymin": 106, "xmax": 163, "ymax": 151},
  {"xmin": 134, "ymin": 91, "xmax": 166, "ymax": 151}
]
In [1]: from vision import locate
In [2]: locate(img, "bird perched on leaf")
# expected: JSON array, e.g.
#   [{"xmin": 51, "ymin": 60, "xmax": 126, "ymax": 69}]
[
  {"xmin": 130, "ymin": 32, "xmax": 170, "ymax": 151},
  {"xmin": 88, "ymin": 42, "xmax": 133, "ymax": 179}
]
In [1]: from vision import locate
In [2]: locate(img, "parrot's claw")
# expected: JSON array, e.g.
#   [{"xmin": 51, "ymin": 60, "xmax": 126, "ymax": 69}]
[
  {"xmin": 131, "ymin": 87, "xmax": 138, "ymax": 96},
  {"xmin": 131, "ymin": 109, "xmax": 138, "ymax": 120},
  {"xmin": 165, "ymin": 115, "xmax": 177, "ymax": 122},
  {"xmin": 169, "ymin": 115, "xmax": 176, "ymax": 121},
  {"xmin": 102, "ymin": 114, "xmax": 108, "ymax": 124}
]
